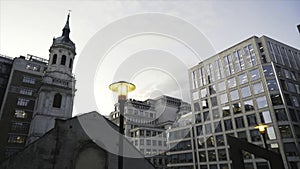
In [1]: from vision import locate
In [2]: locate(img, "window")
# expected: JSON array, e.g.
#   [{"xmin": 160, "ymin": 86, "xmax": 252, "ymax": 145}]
[
  {"xmin": 196, "ymin": 125, "xmax": 203, "ymax": 136},
  {"xmin": 192, "ymin": 92, "xmax": 199, "ymax": 100},
  {"xmin": 203, "ymin": 111, "xmax": 210, "ymax": 121},
  {"xmin": 69, "ymin": 58, "xmax": 73, "ymax": 68},
  {"xmin": 275, "ymin": 109, "xmax": 288, "ymax": 121},
  {"xmin": 228, "ymin": 77, "xmax": 236, "ymax": 88},
  {"xmin": 284, "ymin": 143, "xmax": 298, "ymax": 156},
  {"xmin": 17, "ymin": 98, "xmax": 29, "ymax": 106},
  {"xmin": 26, "ymin": 63, "xmax": 40, "ymax": 71},
  {"xmin": 222, "ymin": 106, "xmax": 230, "ymax": 117},
  {"xmin": 291, "ymin": 96, "xmax": 300, "ymax": 107},
  {"xmin": 199, "ymin": 67, "xmax": 207, "ymax": 87},
  {"xmin": 287, "ymin": 82, "xmax": 296, "ymax": 93},
  {"xmin": 8, "ymin": 135, "xmax": 26, "ymax": 144},
  {"xmin": 244, "ymin": 100, "xmax": 255, "ymax": 111},
  {"xmin": 14, "ymin": 110, "xmax": 27, "ymax": 119},
  {"xmin": 194, "ymin": 102, "xmax": 200, "ymax": 112},
  {"xmin": 283, "ymin": 69, "xmax": 291, "ymax": 79},
  {"xmin": 223, "ymin": 54, "xmax": 234, "ymax": 76},
  {"xmin": 218, "ymin": 81, "xmax": 226, "ymax": 92},
  {"xmin": 215, "ymin": 134, "xmax": 224, "ymax": 146},
  {"xmin": 146, "ymin": 140, "xmax": 151, "ymax": 145},
  {"xmin": 191, "ymin": 71, "xmax": 198, "ymax": 89},
  {"xmin": 53, "ymin": 93, "xmax": 62, "ymax": 108},
  {"xmin": 279, "ymin": 125, "xmax": 293, "ymax": 138},
  {"xmin": 289, "ymin": 109, "xmax": 298, "ymax": 122},
  {"xmin": 208, "ymin": 150, "xmax": 216, "ymax": 161},
  {"xmin": 215, "ymin": 59, "xmax": 224, "ymax": 80},
  {"xmin": 253, "ymin": 82, "xmax": 264, "ymax": 94},
  {"xmin": 209, "ymin": 85, "xmax": 216, "ymax": 95},
  {"xmin": 247, "ymin": 114, "xmax": 257, "ymax": 127},
  {"xmin": 61, "ymin": 55, "xmax": 66, "ymax": 65},
  {"xmin": 267, "ymin": 79, "xmax": 278, "ymax": 91},
  {"xmin": 11, "ymin": 122, "xmax": 29, "ymax": 132},
  {"xmin": 205, "ymin": 123, "xmax": 212, "ymax": 135},
  {"xmin": 263, "ymin": 65, "xmax": 274, "ymax": 77},
  {"xmin": 200, "ymin": 88, "xmax": 207, "ymax": 98},
  {"xmin": 22, "ymin": 76, "xmax": 35, "ymax": 84},
  {"xmin": 52, "ymin": 54, "xmax": 57, "ymax": 64},
  {"xmin": 249, "ymin": 69, "xmax": 260, "ymax": 81},
  {"xmin": 233, "ymin": 49, "xmax": 245, "ymax": 72},
  {"xmin": 232, "ymin": 103, "xmax": 242, "ymax": 114},
  {"xmin": 238, "ymin": 73, "xmax": 248, "ymax": 85},
  {"xmin": 237, "ymin": 131, "xmax": 247, "ymax": 141},
  {"xmin": 195, "ymin": 113, "xmax": 202, "ymax": 123},
  {"xmin": 211, "ymin": 97, "xmax": 218, "ymax": 107},
  {"xmin": 270, "ymin": 94, "xmax": 283, "ymax": 106},
  {"xmin": 244, "ymin": 44, "xmax": 257, "ymax": 67},
  {"xmin": 250, "ymin": 130, "xmax": 261, "ymax": 141},
  {"xmin": 241, "ymin": 86, "xmax": 251, "ymax": 98},
  {"xmin": 230, "ymin": 90, "xmax": 239, "ymax": 101},
  {"xmin": 235, "ymin": 117, "xmax": 245, "ymax": 128},
  {"xmin": 212, "ymin": 108, "xmax": 220, "ymax": 119},
  {"xmin": 220, "ymin": 93, "xmax": 228, "ymax": 104},
  {"xmin": 260, "ymin": 111, "xmax": 272, "ymax": 123},
  {"xmin": 19, "ymin": 88, "xmax": 33, "ymax": 96},
  {"xmin": 256, "ymin": 96, "xmax": 268, "ymax": 109},
  {"xmin": 224, "ymin": 119, "xmax": 233, "ymax": 130},
  {"xmin": 199, "ymin": 151, "xmax": 206, "ymax": 162},
  {"xmin": 214, "ymin": 122, "xmax": 222, "ymax": 133}
]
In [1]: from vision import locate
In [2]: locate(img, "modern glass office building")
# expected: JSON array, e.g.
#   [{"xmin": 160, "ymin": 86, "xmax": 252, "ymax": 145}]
[{"xmin": 167, "ymin": 35, "xmax": 300, "ymax": 169}]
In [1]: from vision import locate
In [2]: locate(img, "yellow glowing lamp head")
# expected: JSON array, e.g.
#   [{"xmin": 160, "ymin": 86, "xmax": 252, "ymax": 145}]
[
  {"xmin": 109, "ymin": 81, "xmax": 136, "ymax": 98},
  {"xmin": 255, "ymin": 123, "xmax": 268, "ymax": 134}
]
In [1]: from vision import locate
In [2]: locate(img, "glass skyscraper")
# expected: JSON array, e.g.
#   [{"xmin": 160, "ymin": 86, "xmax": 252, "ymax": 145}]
[{"xmin": 167, "ymin": 35, "xmax": 300, "ymax": 169}]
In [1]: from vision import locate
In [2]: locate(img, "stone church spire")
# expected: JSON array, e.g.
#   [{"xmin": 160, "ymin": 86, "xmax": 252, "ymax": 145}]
[{"xmin": 27, "ymin": 14, "xmax": 76, "ymax": 145}]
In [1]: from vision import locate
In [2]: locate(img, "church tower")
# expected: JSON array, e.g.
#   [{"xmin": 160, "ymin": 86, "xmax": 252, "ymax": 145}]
[{"xmin": 27, "ymin": 14, "xmax": 76, "ymax": 144}]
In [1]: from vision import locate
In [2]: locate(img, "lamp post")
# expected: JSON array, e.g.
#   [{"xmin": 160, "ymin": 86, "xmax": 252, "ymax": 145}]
[
  {"xmin": 109, "ymin": 81, "xmax": 135, "ymax": 169},
  {"xmin": 255, "ymin": 123, "xmax": 268, "ymax": 150}
]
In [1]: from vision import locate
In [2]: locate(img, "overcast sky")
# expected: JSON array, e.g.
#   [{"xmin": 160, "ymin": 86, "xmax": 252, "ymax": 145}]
[{"xmin": 1, "ymin": 1, "xmax": 299, "ymax": 116}]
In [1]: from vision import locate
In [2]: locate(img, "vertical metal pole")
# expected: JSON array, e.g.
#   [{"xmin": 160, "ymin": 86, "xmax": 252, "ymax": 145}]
[
  {"xmin": 262, "ymin": 133, "xmax": 268, "ymax": 150},
  {"xmin": 118, "ymin": 97, "xmax": 125, "ymax": 169}
]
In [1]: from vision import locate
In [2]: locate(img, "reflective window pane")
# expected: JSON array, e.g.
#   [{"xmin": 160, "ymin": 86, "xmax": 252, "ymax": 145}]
[
  {"xmin": 270, "ymin": 94, "xmax": 283, "ymax": 106},
  {"xmin": 235, "ymin": 117, "xmax": 245, "ymax": 128},
  {"xmin": 253, "ymin": 82, "xmax": 264, "ymax": 94},
  {"xmin": 247, "ymin": 114, "xmax": 257, "ymax": 127},
  {"xmin": 241, "ymin": 86, "xmax": 251, "ymax": 98},
  {"xmin": 244, "ymin": 100, "xmax": 255, "ymax": 111},
  {"xmin": 228, "ymin": 77, "xmax": 236, "ymax": 88},
  {"xmin": 220, "ymin": 93, "xmax": 228, "ymax": 104},
  {"xmin": 249, "ymin": 69, "xmax": 260, "ymax": 81},
  {"xmin": 256, "ymin": 96, "xmax": 268, "ymax": 109},
  {"xmin": 230, "ymin": 90, "xmax": 239, "ymax": 101},
  {"xmin": 274, "ymin": 109, "xmax": 288, "ymax": 121},
  {"xmin": 218, "ymin": 81, "xmax": 226, "ymax": 92},
  {"xmin": 232, "ymin": 103, "xmax": 242, "ymax": 114},
  {"xmin": 222, "ymin": 106, "xmax": 230, "ymax": 117},
  {"xmin": 266, "ymin": 79, "xmax": 278, "ymax": 91},
  {"xmin": 263, "ymin": 65, "xmax": 274, "ymax": 76},
  {"xmin": 238, "ymin": 73, "xmax": 248, "ymax": 85}
]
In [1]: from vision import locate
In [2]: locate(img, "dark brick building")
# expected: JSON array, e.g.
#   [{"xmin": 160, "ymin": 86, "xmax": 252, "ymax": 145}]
[{"xmin": 0, "ymin": 55, "xmax": 48, "ymax": 161}]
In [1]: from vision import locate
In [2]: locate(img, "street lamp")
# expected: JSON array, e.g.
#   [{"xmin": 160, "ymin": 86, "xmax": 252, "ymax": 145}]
[
  {"xmin": 255, "ymin": 123, "xmax": 268, "ymax": 150},
  {"xmin": 109, "ymin": 81, "xmax": 135, "ymax": 169}
]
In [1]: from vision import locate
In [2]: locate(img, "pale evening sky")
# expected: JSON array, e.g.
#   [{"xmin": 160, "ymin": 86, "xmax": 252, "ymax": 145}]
[{"xmin": 0, "ymin": 1, "xmax": 299, "ymax": 116}]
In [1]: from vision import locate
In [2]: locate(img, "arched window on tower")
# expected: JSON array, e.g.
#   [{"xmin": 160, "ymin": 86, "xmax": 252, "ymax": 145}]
[
  {"xmin": 69, "ymin": 58, "xmax": 73, "ymax": 69},
  {"xmin": 53, "ymin": 93, "xmax": 62, "ymax": 108},
  {"xmin": 52, "ymin": 54, "xmax": 57, "ymax": 64},
  {"xmin": 61, "ymin": 55, "xmax": 66, "ymax": 65}
]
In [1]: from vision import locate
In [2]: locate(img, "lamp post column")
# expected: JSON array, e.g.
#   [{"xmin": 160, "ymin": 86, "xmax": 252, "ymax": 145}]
[{"xmin": 109, "ymin": 81, "xmax": 136, "ymax": 169}]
